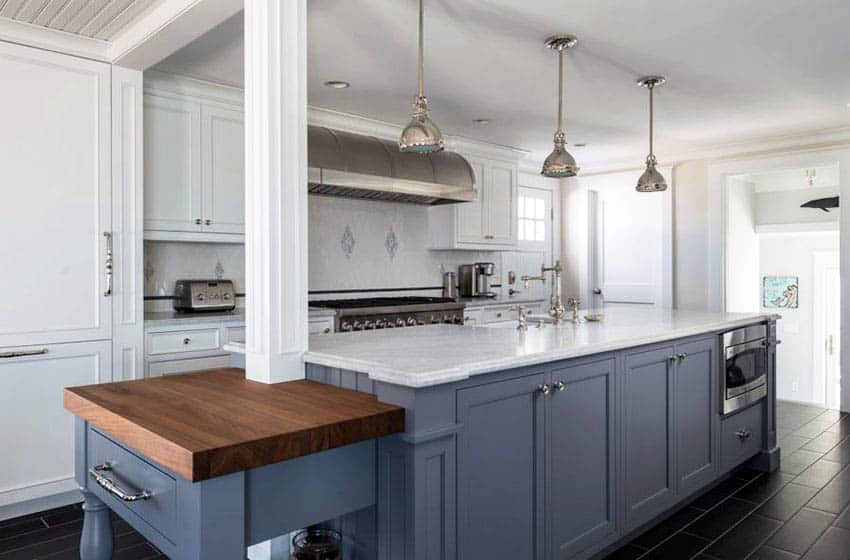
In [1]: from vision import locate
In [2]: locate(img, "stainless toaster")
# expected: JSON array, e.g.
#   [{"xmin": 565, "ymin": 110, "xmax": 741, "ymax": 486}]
[{"xmin": 173, "ymin": 280, "xmax": 236, "ymax": 312}]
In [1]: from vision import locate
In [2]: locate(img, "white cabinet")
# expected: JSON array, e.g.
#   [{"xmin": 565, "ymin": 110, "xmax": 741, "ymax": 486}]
[
  {"xmin": 309, "ymin": 316, "xmax": 335, "ymax": 335},
  {"xmin": 0, "ymin": 341, "xmax": 112, "ymax": 507},
  {"xmin": 0, "ymin": 41, "xmax": 112, "ymax": 347},
  {"xmin": 429, "ymin": 156, "xmax": 518, "ymax": 250},
  {"xmin": 144, "ymin": 87, "xmax": 245, "ymax": 241}
]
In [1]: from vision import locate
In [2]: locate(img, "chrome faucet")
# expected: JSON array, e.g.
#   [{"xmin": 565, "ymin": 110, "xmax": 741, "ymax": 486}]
[
  {"xmin": 567, "ymin": 297, "xmax": 581, "ymax": 324},
  {"xmin": 522, "ymin": 260, "xmax": 567, "ymax": 324},
  {"xmin": 512, "ymin": 305, "xmax": 529, "ymax": 332}
]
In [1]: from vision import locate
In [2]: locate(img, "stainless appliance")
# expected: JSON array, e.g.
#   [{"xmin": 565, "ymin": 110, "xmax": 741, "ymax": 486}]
[
  {"xmin": 442, "ymin": 272, "xmax": 458, "ymax": 300},
  {"xmin": 458, "ymin": 263, "xmax": 496, "ymax": 298},
  {"xmin": 475, "ymin": 262, "xmax": 496, "ymax": 297},
  {"xmin": 173, "ymin": 280, "xmax": 236, "ymax": 313},
  {"xmin": 722, "ymin": 324, "xmax": 769, "ymax": 414},
  {"xmin": 308, "ymin": 126, "xmax": 476, "ymax": 205},
  {"xmin": 310, "ymin": 297, "xmax": 465, "ymax": 332}
]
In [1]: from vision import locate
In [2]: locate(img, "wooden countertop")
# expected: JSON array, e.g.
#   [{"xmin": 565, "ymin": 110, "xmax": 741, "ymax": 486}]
[{"xmin": 64, "ymin": 368, "xmax": 405, "ymax": 482}]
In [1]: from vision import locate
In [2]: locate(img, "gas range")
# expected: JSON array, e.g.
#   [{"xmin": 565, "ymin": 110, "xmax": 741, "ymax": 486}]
[{"xmin": 310, "ymin": 297, "xmax": 465, "ymax": 332}]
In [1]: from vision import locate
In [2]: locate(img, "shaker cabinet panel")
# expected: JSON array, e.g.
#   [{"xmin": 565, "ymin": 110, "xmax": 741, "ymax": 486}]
[
  {"xmin": 549, "ymin": 358, "xmax": 618, "ymax": 559},
  {"xmin": 622, "ymin": 345, "xmax": 677, "ymax": 530},
  {"xmin": 486, "ymin": 163, "xmax": 517, "ymax": 244},
  {"xmin": 675, "ymin": 337, "xmax": 718, "ymax": 495},
  {"xmin": 455, "ymin": 158, "xmax": 486, "ymax": 243},
  {"xmin": 143, "ymin": 94, "xmax": 202, "ymax": 232},
  {"xmin": 202, "ymin": 104, "xmax": 245, "ymax": 235},
  {"xmin": 457, "ymin": 372, "xmax": 546, "ymax": 560}
]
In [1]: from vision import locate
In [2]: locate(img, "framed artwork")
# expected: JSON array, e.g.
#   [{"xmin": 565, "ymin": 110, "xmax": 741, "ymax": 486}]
[{"xmin": 762, "ymin": 276, "xmax": 799, "ymax": 309}]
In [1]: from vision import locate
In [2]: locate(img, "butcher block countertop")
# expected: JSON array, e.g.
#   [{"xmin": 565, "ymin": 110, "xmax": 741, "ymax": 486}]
[{"xmin": 64, "ymin": 368, "xmax": 405, "ymax": 482}]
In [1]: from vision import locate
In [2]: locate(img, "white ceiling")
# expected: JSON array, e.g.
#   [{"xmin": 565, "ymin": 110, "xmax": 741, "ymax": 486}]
[
  {"xmin": 154, "ymin": 0, "xmax": 850, "ymax": 168},
  {"xmin": 0, "ymin": 0, "xmax": 165, "ymax": 41}
]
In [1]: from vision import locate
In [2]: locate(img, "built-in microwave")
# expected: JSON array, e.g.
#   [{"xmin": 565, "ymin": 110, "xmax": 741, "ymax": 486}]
[{"xmin": 722, "ymin": 324, "xmax": 769, "ymax": 414}]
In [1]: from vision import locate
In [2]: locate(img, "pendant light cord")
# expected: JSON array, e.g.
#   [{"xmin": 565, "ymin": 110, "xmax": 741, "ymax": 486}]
[
  {"xmin": 648, "ymin": 84, "xmax": 654, "ymax": 157},
  {"xmin": 418, "ymin": 0, "xmax": 425, "ymax": 98},
  {"xmin": 557, "ymin": 49, "xmax": 564, "ymax": 133}
]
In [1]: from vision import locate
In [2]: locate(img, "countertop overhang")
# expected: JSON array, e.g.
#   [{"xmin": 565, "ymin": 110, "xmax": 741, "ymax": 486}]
[
  {"xmin": 64, "ymin": 368, "xmax": 405, "ymax": 482},
  {"xmin": 305, "ymin": 307, "xmax": 780, "ymax": 388}
]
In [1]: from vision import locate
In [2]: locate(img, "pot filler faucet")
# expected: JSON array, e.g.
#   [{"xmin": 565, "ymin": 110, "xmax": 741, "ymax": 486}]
[{"xmin": 521, "ymin": 260, "xmax": 571, "ymax": 324}]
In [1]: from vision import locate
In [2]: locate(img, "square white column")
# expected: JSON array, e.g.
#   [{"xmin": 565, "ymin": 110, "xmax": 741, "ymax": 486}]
[{"xmin": 244, "ymin": 0, "xmax": 309, "ymax": 383}]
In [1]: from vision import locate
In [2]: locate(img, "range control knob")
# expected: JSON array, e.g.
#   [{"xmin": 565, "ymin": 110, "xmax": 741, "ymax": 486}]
[
  {"xmin": 396, "ymin": 318, "xmax": 405, "ymax": 328},
  {"xmin": 364, "ymin": 321, "xmax": 375, "ymax": 330},
  {"xmin": 430, "ymin": 315, "xmax": 439, "ymax": 324},
  {"xmin": 443, "ymin": 315, "xmax": 453, "ymax": 324},
  {"xmin": 406, "ymin": 317, "xmax": 416, "ymax": 326},
  {"xmin": 341, "ymin": 321, "xmax": 353, "ymax": 332},
  {"xmin": 453, "ymin": 316, "xmax": 463, "ymax": 324},
  {"xmin": 352, "ymin": 321, "xmax": 363, "ymax": 331},
  {"xmin": 375, "ymin": 320, "xmax": 386, "ymax": 329}
]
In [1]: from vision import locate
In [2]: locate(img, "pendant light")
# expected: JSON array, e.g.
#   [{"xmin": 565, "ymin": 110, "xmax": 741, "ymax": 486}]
[
  {"xmin": 541, "ymin": 35, "xmax": 579, "ymax": 178},
  {"xmin": 399, "ymin": 0, "xmax": 444, "ymax": 153},
  {"xmin": 636, "ymin": 76, "xmax": 667, "ymax": 192}
]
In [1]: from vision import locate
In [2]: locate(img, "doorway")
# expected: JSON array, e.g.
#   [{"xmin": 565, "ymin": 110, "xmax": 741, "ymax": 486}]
[{"xmin": 814, "ymin": 251, "xmax": 841, "ymax": 410}]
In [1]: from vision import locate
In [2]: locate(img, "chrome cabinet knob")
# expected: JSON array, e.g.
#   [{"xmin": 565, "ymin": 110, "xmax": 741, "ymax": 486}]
[
  {"xmin": 538, "ymin": 383, "xmax": 551, "ymax": 395},
  {"xmin": 195, "ymin": 218, "xmax": 202, "ymax": 225},
  {"xmin": 205, "ymin": 219, "xmax": 212, "ymax": 225},
  {"xmin": 678, "ymin": 353, "xmax": 688, "ymax": 362},
  {"xmin": 323, "ymin": 327, "xmax": 331, "ymax": 334},
  {"xmin": 735, "ymin": 429, "xmax": 752, "ymax": 440},
  {"xmin": 183, "ymin": 338, "xmax": 190, "ymax": 345},
  {"xmin": 553, "ymin": 380, "xmax": 566, "ymax": 392}
]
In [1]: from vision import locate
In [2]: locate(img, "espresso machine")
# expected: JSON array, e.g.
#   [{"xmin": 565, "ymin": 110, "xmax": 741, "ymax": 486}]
[{"xmin": 458, "ymin": 262, "xmax": 496, "ymax": 298}]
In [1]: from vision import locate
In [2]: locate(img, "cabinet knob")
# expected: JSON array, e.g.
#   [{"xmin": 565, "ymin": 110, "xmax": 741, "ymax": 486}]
[
  {"xmin": 195, "ymin": 218, "xmax": 202, "ymax": 225},
  {"xmin": 735, "ymin": 429, "xmax": 752, "ymax": 441},
  {"xmin": 205, "ymin": 219, "xmax": 212, "ymax": 225},
  {"xmin": 183, "ymin": 338, "xmax": 191, "ymax": 345},
  {"xmin": 678, "ymin": 352, "xmax": 688, "ymax": 362},
  {"xmin": 553, "ymin": 380, "xmax": 566, "ymax": 392},
  {"xmin": 538, "ymin": 383, "xmax": 551, "ymax": 396},
  {"xmin": 323, "ymin": 328, "xmax": 331, "ymax": 334}
]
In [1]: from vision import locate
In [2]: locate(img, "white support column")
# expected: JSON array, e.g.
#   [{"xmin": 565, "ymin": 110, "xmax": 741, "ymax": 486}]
[{"xmin": 244, "ymin": 0, "xmax": 309, "ymax": 384}]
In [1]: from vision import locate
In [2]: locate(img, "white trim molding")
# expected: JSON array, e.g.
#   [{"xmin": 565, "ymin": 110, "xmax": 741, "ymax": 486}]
[{"xmin": 243, "ymin": 0, "xmax": 309, "ymax": 384}]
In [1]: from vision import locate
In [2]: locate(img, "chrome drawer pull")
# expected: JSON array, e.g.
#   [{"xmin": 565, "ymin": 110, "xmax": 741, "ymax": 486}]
[
  {"xmin": 0, "ymin": 348, "xmax": 48, "ymax": 359},
  {"xmin": 89, "ymin": 463, "xmax": 152, "ymax": 502}
]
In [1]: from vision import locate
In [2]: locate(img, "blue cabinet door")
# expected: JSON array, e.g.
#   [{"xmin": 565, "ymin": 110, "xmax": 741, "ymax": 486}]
[
  {"xmin": 622, "ymin": 345, "xmax": 677, "ymax": 531},
  {"xmin": 457, "ymin": 372, "xmax": 546, "ymax": 560},
  {"xmin": 675, "ymin": 337, "xmax": 718, "ymax": 496},
  {"xmin": 548, "ymin": 357, "xmax": 618, "ymax": 559}
]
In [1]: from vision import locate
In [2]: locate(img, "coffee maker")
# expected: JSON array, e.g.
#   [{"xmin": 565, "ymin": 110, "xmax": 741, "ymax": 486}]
[{"xmin": 458, "ymin": 262, "xmax": 496, "ymax": 298}]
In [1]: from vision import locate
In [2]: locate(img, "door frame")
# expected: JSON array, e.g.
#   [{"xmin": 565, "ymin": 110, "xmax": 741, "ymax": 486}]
[{"xmin": 813, "ymin": 250, "xmax": 841, "ymax": 409}]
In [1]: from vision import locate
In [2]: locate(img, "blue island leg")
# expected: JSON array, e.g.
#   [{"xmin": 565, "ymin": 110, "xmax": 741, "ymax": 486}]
[{"xmin": 80, "ymin": 489, "xmax": 113, "ymax": 560}]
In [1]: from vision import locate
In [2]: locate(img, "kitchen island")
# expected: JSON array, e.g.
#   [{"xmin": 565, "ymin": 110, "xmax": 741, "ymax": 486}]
[{"xmin": 66, "ymin": 308, "xmax": 779, "ymax": 560}]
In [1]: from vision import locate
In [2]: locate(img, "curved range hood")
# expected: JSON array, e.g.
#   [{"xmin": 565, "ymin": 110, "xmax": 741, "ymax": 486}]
[{"xmin": 308, "ymin": 126, "xmax": 476, "ymax": 205}]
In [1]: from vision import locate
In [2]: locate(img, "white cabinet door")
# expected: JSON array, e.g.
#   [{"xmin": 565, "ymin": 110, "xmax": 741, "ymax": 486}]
[
  {"xmin": 485, "ymin": 162, "xmax": 517, "ymax": 244},
  {"xmin": 456, "ymin": 158, "xmax": 486, "ymax": 243},
  {"xmin": 202, "ymin": 104, "xmax": 245, "ymax": 234},
  {"xmin": 144, "ymin": 94, "xmax": 202, "ymax": 232},
  {"xmin": 0, "ymin": 42, "xmax": 112, "ymax": 347},
  {"xmin": 0, "ymin": 340, "xmax": 111, "ymax": 507}
]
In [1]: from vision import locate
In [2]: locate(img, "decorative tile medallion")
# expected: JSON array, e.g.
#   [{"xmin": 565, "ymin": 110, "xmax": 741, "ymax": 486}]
[
  {"xmin": 341, "ymin": 225, "xmax": 355, "ymax": 258},
  {"xmin": 385, "ymin": 227, "xmax": 399, "ymax": 261}
]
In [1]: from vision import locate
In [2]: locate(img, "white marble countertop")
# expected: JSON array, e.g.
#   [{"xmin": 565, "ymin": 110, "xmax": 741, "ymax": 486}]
[{"xmin": 305, "ymin": 307, "xmax": 780, "ymax": 388}]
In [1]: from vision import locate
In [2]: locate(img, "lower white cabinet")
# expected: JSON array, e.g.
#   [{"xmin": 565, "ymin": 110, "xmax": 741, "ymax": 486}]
[
  {"xmin": 0, "ymin": 341, "xmax": 112, "ymax": 507},
  {"xmin": 148, "ymin": 355, "xmax": 232, "ymax": 377},
  {"xmin": 309, "ymin": 316, "xmax": 335, "ymax": 335}
]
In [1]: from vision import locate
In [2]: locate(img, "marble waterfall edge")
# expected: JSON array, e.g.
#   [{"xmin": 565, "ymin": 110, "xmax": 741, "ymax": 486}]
[{"xmin": 305, "ymin": 307, "xmax": 780, "ymax": 388}]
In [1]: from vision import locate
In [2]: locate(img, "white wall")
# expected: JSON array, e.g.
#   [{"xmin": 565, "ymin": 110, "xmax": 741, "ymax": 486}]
[
  {"xmin": 760, "ymin": 231, "xmax": 839, "ymax": 404},
  {"xmin": 672, "ymin": 161, "xmax": 711, "ymax": 310},
  {"xmin": 725, "ymin": 178, "xmax": 760, "ymax": 312},
  {"xmin": 755, "ymin": 186, "xmax": 839, "ymax": 228}
]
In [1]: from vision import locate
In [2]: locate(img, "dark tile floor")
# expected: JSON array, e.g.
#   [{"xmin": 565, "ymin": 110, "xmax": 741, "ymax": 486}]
[
  {"xmin": 1, "ymin": 402, "xmax": 847, "ymax": 559},
  {"xmin": 603, "ymin": 401, "xmax": 850, "ymax": 560},
  {"xmin": 0, "ymin": 503, "xmax": 164, "ymax": 559}
]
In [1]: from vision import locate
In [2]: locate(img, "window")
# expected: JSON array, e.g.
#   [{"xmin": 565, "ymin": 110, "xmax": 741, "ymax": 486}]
[{"xmin": 518, "ymin": 194, "xmax": 546, "ymax": 242}]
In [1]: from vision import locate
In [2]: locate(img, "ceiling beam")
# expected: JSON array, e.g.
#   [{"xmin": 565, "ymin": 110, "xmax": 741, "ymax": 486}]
[{"xmin": 110, "ymin": 0, "xmax": 242, "ymax": 70}]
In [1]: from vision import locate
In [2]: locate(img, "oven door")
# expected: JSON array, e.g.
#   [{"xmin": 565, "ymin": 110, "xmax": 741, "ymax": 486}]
[{"xmin": 725, "ymin": 339, "xmax": 767, "ymax": 400}]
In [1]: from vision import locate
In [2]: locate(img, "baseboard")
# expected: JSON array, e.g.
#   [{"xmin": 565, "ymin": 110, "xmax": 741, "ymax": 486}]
[
  {"xmin": 749, "ymin": 447, "xmax": 781, "ymax": 473},
  {"xmin": 0, "ymin": 490, "xmax": 81, "ymax": 522}
]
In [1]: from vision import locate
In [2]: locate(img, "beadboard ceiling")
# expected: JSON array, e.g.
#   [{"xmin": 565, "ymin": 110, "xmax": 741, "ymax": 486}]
[{"xmin": 0, "ymin": 0, "xmax": 165, "ymax": 41}]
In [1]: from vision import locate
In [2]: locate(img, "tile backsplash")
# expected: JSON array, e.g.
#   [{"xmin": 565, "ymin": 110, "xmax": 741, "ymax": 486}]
[{"xmin": 144, "ymin": 196, "xmax": 551, "ymax": 308}]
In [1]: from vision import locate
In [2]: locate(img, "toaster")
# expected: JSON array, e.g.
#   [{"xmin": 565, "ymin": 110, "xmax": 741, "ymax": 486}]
[{"xmin": 173, "ymin": 280, "xmax": 236, "ymax": 312}]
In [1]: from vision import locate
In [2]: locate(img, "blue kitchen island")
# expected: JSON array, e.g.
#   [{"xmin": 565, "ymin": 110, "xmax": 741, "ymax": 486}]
[{"xmin": 67, "ymin": 307, "xmax": 780, "ymax": 560}]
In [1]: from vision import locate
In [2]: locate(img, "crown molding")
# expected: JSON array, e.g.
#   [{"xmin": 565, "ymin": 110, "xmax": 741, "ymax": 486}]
[
  {"xmin": 144, "ymin": 69, "xmax": 243, "ymax": 106},
  {"xmin": 0, "ymin": 18, "xmax": 110, "ymax": 62}
]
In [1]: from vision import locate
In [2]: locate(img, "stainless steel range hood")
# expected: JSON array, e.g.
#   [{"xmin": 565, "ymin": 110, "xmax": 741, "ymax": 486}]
[{"xmin": 308, "ymin": 126, "xmax": 477, "ymax": 205}]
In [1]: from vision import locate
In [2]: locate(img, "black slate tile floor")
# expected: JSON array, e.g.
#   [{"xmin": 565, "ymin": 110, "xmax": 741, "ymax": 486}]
[
  {"xmin": 1, "ymin": 402, "xmax": 847, "ymax": 560},
  {"xmin": 602, "ymin": 402, "xmax": 850, "ymax": 560}
]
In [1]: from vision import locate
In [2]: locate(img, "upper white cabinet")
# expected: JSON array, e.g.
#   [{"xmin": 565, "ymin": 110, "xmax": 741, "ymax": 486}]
[
  {"xmin": 429, "ymin": 155, "xmax": 518, "ymax": 250},
  {"xmin": 0, "ymin": 41, "xmax": 112, "ymax": 347},
  {"xmin": 144, "ymin": 76, "xmax": 245, "ymax": 242}
]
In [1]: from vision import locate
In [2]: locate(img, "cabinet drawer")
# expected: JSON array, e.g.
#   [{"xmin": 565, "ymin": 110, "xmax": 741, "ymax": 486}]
[
  {"xmin": 87, "ymin": 429, "xmax": 177, "ymax": 541},
  {"xmin": 147, "ymin": 328, "xmax": 220, "ymax": 355},
  {"xmin": 225, "ymin": 326, "xmax": 245, "ymax": 344},
  {"xmin": 720, "ymin": 402, "xmax": 764, "ymax": 472},
  {"xmin": 462, "ymin": 309, "xmax": 483, "ymax": 326},
  {"xmin": 482, "ymin": 305, "xmax": 513, "ymax": 323},
  {"xmin": 148, "ymin": 355, "xmax": 231, "ymax": 377},
  {"xmin": 308, "ymin": 318, "xmax": 334, "ymax": 335}
]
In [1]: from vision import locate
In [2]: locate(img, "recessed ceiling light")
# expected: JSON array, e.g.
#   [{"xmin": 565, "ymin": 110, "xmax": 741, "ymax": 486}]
[
  {"xmin": 324, "ymin": 80, "xmax": 350, "ymax": 89},
  {"xmin": 473, "ymin": 118, "xmax": 490, "ymax": 125}
]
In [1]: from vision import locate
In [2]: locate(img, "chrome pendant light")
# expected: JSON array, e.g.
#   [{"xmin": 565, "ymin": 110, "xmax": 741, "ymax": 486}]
[
  {"xmin": 399, "ymin": 0, "xmax": 444, "ymax": 153},
  {"xmin": 541, "ymin": 35, "xmax": 579, "ymax": 178},
  {"xmin": 636, "ymin": 76, "xmax": 667, "ymax": 192}
]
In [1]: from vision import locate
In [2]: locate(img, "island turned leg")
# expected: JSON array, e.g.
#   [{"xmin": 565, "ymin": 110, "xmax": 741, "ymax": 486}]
[{"xmin": 80, "ymin": 489, "xmax": 113, "ymax": 560}]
